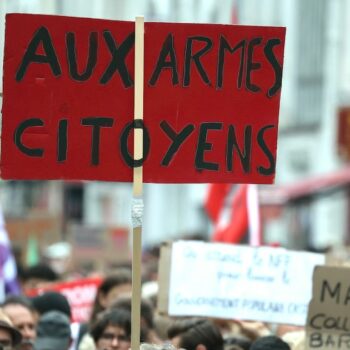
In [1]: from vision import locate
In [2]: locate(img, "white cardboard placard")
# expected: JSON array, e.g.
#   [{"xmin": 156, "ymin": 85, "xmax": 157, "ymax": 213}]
[{"xmin": 168, "ymin": 241, "xmax": 325, "ymax": 325}]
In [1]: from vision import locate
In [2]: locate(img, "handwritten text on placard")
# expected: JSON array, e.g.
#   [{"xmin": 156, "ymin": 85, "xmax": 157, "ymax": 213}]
[
  {"xmin": 306, "ymin": 266, "xmax": 350, "ymax": 350},
  {"xmin": 168, "ymin": 241, "xmax": 325, "ymax": 325},
  {"xmin": 1, "ymin": 14, "xmax": 285, "ymax": 183}
]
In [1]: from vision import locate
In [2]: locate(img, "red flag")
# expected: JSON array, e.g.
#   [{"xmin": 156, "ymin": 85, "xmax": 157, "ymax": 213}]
[
  {"xmin": 204, "ymin": 184, "xmax": 231, "ymax": 222},
  {"xmin": 205, "ymin": 184, "xmax": 262, "ymax": 245}
]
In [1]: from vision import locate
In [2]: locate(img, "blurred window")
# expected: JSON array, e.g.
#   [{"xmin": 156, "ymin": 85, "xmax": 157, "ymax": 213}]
[{"xmin": 294, "ymin": 0, "xmax": 326, "ymax": 128}]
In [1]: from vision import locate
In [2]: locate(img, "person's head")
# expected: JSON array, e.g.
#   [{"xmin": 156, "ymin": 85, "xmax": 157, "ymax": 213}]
[
  {"xmin": 224, "ymin": 336, "xmax": 252, "ymax": 350},
  {"xmin": 21, "ymin": 264, "xmax": 58, "ymax": 291},
  {"xmin": 110, "ymin": 297, "xmax": 161, "ymax": 343},
  {"xmin": 31, "ymin": 291, "xmax": 71, "ymax": 319},
  {"xmin": 250, "ymin": 336, "xmax": 291, "ymax": 350},
  {"xmin": 111, "ymin": 297, "xmax": 154, "ymax": 330},
  {"xmin": 43, "ymin": 242, "xmax": 72, "ymax": 276},
  {"xmin": 34, "ymin": 311, "xmax": 71, "ymax": 350},
  {"xmin": 1, "ymin": 296, "xmax": 37, "ymax": 350},
  {"xmin": 168, "ymin": 318, "xmax": 224, "ymax": 350},
  {"xmin": 90, "ymin": 270, "xmax": 132, "ymax": 323},
  {"xmin": 0, "ymin": 309, "xmax": 22, "ymax": 350},
  {"xmin": 90, "ymin": 309, "xmax": 142, "ymax": 350}
]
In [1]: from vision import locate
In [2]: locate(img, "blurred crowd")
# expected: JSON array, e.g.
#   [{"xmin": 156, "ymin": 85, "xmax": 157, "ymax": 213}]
[{"xmin": 0, "ymin": 240, "xmax": 306, "ymax": 350}]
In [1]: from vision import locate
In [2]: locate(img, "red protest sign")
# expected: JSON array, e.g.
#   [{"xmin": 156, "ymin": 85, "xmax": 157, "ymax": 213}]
[
  {"xmin": 25, "ymin": 277, "xmax": 102, "ymax": 323},
  {"xmin": 1, "ymin": 14, "xmax": 285, "ymax": 184}
]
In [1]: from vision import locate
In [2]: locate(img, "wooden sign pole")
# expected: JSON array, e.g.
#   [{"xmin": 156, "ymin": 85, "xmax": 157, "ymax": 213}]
[{"xmin": 131, "ymin": 16, "xmax": 144, "ymax": 350}]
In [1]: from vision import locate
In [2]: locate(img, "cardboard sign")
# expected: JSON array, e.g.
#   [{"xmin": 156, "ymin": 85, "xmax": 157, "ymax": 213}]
[
  {"xmin": 306, "ymin": 266, "xmax": 350, "ymax": 350},
  {"xmin": 167, "ymin": 241, "xmax": 325, "ymax": 325},
  {"xmin": 1, "ymin": 14, "xmax": 285, "ymax": 183},
  {"xmin": 25, "ymin": 277, "xmax": 102, "ymax": 323}
]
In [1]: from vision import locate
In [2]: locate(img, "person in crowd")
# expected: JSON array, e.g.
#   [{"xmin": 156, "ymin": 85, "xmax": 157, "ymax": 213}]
[
  {"xmin": 90, "ymin": 309, "xmax": 145, "ymax": 350},
  {"xmin": 142, "ymin": 245, "xmax": 160, "ymax": 283},
  {"xmin": 42, "ymin": 242, "xmax": 72, "ymax": 278},
  {"xmin": 153, "ymin": 314, "xmax": 174, "ymax": 343},
  {"xmin": 281, "ymin": 330, "xmax": 305, "ymax": 350},
  {"xmin": 20, "ymin": 264, "xmax": 58, "ymax": 292},
  {"xmin": 224, "ymin": 346, "xmax": 244, "ymax": 350},
  {"xmin": 89, "ymin": 269, "xmax": 132, "ymax": 324},
  {"xmin": 1, "ymin": 296, "xmax": 37, "ymax": 350},
  {"xmin": 30, "ymin": 292, "xmax": 79, "ymax": 350},
  {"xmin": 212, "ymin": 319, "xmax": 261, "ymax": 343},
  {"xmin": 167, "ymin": 318, "xmax": 224, "ymax": 350},
  {"xmin": 0, "ymin": 309, "xmax": 22, "ymax": 350},
  {"xmin": 34, "ymin": 311, "xmax": 71, "ymax": 350},
  {"xmin": 31, "ymin": 291, "xmax": 71, "ymax": 319},
  {"xmin": 250, "ymin": 335, "xmax": 291, "ymax": 350},
  {"xmin": 224, "ymin": 336, "xmax": 252, "ymax": 350},
  {"xmin": 110, "ymin": 296, "xmax": 163, "ymax": 344},
  {"xmin": 77, "ymin": 270, "xmax": 132, "ymax": 350}
]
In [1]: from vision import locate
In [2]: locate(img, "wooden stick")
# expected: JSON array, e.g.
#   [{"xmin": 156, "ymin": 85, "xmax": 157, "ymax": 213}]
[{"xmin": 131, "ymin": 16, "xmax": 144, "ymax": 350}]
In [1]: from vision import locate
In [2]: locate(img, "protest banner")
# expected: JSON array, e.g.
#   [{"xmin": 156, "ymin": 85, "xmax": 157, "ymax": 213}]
[
  {"xmin": 25, "ymin": 276, "xmax": 102, "ymax": 323},
  {"xmin": 306, "ymin": 266, "xmax": 350, "ymax": 350},
  {"xmin": 162, "ymin": 241, "xmax": 325, "ymax": 325},
  {"xmin": 1, "ymin": 14, "xmax": 286, "ymax": 350},
  {"xmin": 1, "ymin": 13, "xmax": 285, "ymax": 184}
]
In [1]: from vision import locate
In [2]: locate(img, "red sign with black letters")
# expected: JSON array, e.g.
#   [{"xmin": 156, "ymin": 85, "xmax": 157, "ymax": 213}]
[
  {"xmin": 1, "ymin": 14, "xmax": 285, "ymax": 183},
  {"xmin": 25, "ymin": 277, "xmax": 102, "ymax": 323}
]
